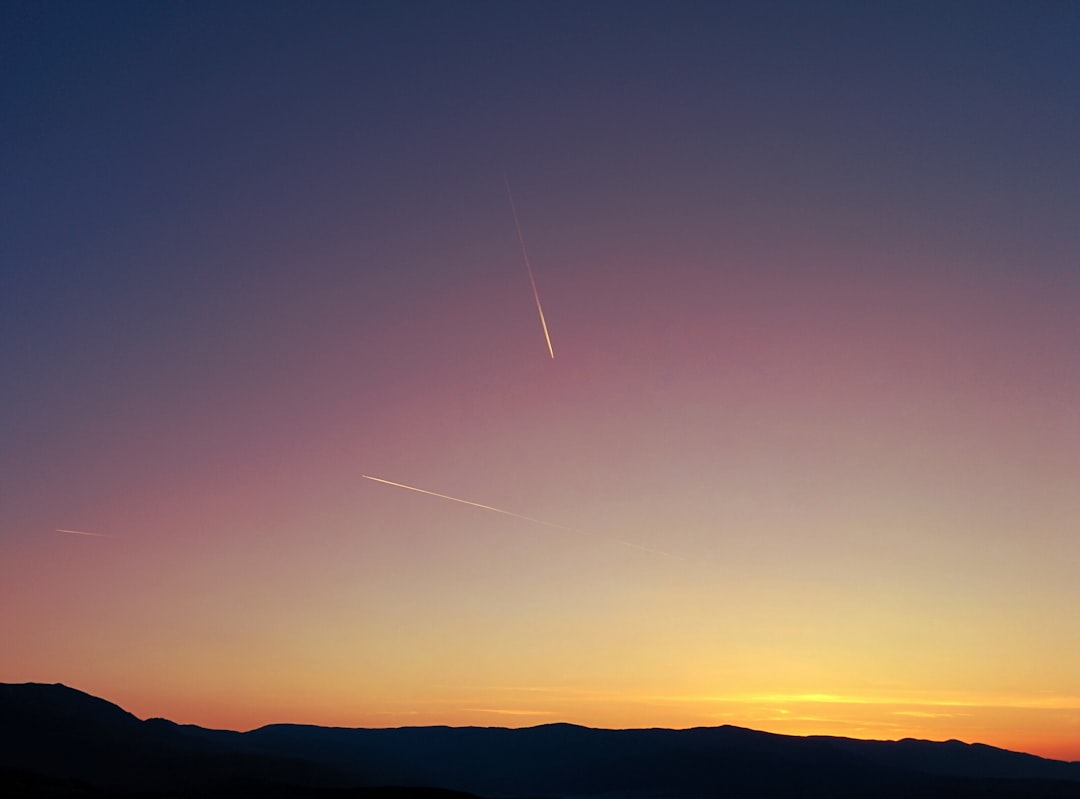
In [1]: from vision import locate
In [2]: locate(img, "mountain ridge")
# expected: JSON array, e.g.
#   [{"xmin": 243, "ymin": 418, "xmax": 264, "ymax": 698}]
[{"xmin": 2, "ymin": 682, "xmax": 1078, "ymax": 798}]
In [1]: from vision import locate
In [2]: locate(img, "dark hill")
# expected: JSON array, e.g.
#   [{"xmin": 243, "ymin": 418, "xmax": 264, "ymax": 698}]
[
  {"xmin": 2, "ymin": 683, "xmax": 1079, "ymax": 798},
  {"xmin": 814, "ymin": 734, "xmax": 1080, "ymax": 782},
  {"xmin": 0, "ymin": 683, "xmax": 371, "ymax": 795}
]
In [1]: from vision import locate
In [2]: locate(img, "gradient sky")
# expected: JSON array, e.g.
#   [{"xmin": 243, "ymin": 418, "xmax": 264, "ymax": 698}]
[{"xmin": 2, "ymin": 1, "xmax": 1079, "ymax": 761}]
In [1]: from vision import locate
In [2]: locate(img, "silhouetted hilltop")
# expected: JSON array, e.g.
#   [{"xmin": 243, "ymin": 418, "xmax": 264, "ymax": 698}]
[
  {"xmin": 0, "ymin": 683, "xmax": 364, "ymax": 795},
  {"xmin": 239, "ymin": 721, "xmax": 1080, "ymax": 797},
  {"xmin": 2, "ymin": 683, "xmax": 1079, "ymax": 798},
  {"xmin": 0, "ymin": 682, "xmax": 140, "ymax": 730},
  {"xmin": 814, "ymin": 734, "xmax": 1080, "ymax": 782}
]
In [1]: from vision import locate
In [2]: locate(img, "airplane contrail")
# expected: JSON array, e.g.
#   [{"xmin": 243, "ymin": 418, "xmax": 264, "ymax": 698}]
[
  {"xmin": 502, "ymin": 170, "xmax": 555, "ymax": 359},
  {"xmin": 362, "ymin": 474, "xmax": 681, "ymax": 560},
  {"xmin": 55, "ymin": 528, "xmax": 109, "ymax": 538}
]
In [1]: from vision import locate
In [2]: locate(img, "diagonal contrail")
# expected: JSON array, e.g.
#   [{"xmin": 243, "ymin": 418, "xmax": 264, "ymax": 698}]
[
  {"xmin": 362, "ymin": 474, "xmax": 682, "ymax": 560},
  {"xmin": 363, "ymin": 475, "xmax": 574, "ymax": 531},
  {"xmin": 502, "ymin": 170, "xmax": 555, "ymax": 359},
  {"xmin": 55, "ymin": 528, "xmax": 109, "ymax": 538}
]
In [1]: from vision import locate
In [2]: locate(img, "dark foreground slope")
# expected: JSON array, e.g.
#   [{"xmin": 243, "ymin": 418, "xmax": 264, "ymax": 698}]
[
  {"xmin": 2, "ymin": 683, "xmax": 1079, "ymax": 798},
  {"xmin": 0, "ymin": 683, "xmax": 474, "ymax": 798}
]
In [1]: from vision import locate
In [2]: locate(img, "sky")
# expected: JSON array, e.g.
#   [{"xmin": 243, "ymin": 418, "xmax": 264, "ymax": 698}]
[{"xmin": 2, "ymin": 0, "xmax": 1079, "ymax": 761}]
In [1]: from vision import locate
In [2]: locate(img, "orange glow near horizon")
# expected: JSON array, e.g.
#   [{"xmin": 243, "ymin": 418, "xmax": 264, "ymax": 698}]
[{"xmin": 37, "ymin": 675, "xmax": 1077, "ymax": 761}]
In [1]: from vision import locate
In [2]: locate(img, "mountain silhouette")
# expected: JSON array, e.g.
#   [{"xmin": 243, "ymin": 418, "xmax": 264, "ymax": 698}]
[{"xmin": 2, "ymin": 683, "xmax": 1078, "ymax": 798}]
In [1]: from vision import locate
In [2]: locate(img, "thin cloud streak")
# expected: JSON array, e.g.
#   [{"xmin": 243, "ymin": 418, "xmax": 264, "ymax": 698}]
[
  {"xmin": 644, "ymin": 692, "xmax": 1080, "ymax": 711},
  {"xmin": 362, "ymin": 474, "xmax": 685, "ymax": 561},
  {"xmin": 55, "ymin": 528, "xmax": 110, "ymax": 538},
  {"xmin": 502, "ymin": 169, "xmax": 555, "ymax": 359}
]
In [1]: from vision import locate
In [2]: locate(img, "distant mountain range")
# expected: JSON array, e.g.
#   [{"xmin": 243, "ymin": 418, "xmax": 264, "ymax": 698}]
[{"xmin": 2, "ymin": 682, "xmax": 1078, "ymax": 798}]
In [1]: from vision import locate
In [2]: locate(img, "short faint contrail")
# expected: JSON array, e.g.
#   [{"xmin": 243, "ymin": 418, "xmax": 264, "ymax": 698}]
[
  {"xmin": 362, "ymin": 474, "xmax": 681, "ymax": 560},
  {"xmin": 55, "ymin": 528, "xmax": 109, "ymax": 538},
  {"xmin": 502, "ymin": 170, "xmax": 555, "ymax": 359}
]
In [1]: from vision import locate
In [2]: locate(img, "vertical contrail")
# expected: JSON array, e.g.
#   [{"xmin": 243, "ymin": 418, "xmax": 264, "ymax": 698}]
[
  {"xmin": 363, "ymin": 474, "xmax": 683, "ymax": 560},
  {"xmin": 502, "ymin": 170, "xmax": 555, "ymax": 359}
]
